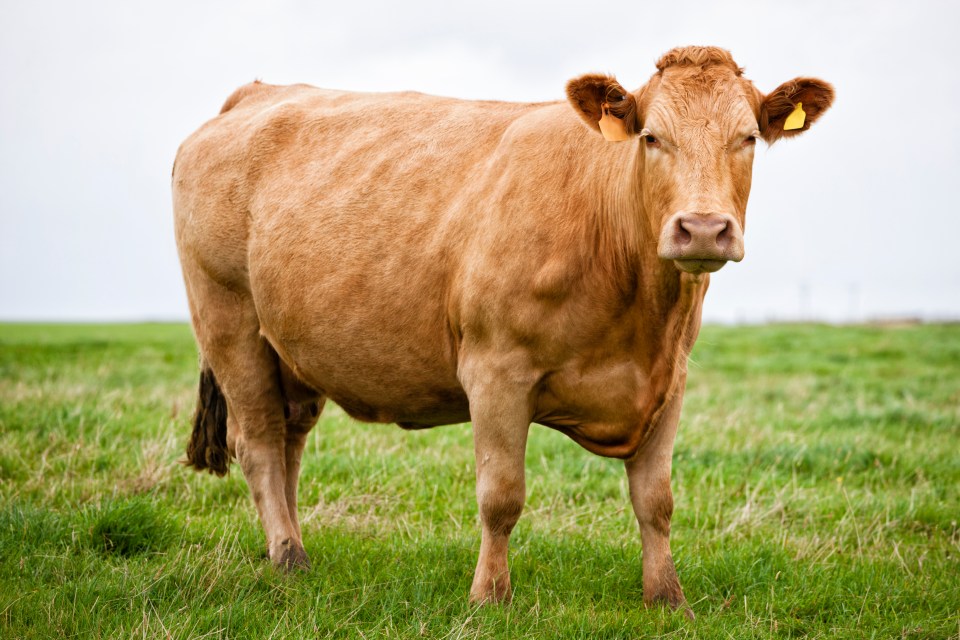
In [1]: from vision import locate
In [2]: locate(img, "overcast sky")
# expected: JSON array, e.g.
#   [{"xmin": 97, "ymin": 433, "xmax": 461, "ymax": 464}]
[{"xmin": 1, "ymin": 0, "xmax": 958, "ymax": 323}]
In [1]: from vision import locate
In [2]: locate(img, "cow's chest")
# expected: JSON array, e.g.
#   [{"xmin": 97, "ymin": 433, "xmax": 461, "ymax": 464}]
[{"xmin": 532, "ymin": 352, "xmax": 684, "ymax": 458}]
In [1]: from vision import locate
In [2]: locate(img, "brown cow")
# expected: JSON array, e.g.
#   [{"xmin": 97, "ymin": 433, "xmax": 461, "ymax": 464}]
[{"xmin": 172, "ymin": 46, "xmax": 833, "ymax": 615}]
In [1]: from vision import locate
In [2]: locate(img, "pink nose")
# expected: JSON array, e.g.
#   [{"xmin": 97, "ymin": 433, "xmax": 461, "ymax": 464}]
[
  {"xmin": 658, "ymin": 212, "xmax": 745, "ymax": 263},
  {"xmin": 676, "ymin": 214, "xmax": 733, "ymax": 254}
]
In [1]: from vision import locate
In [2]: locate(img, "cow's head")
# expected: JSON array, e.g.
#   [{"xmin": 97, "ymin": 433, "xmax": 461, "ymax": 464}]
[{"xmin": 567, "ymin": 46, "xmax": 834, "ymax": 274}]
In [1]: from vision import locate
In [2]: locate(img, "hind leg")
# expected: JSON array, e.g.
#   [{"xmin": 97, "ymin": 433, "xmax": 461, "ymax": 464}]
[
  {"xmin": 279, "ymin": 363, "xmax": 325, "ymax": 542},
  {"xmin": 282, "ymin": 403, "xmax": 322, "ymax": 542},
  {"xmin": 186, "ymin": 271, "xmax": 308, "ymax": 569}
]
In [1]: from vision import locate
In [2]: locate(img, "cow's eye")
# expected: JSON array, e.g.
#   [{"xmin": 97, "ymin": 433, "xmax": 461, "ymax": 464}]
[
  {"xmin": 639, "ymin": 128, "xmax": 661, "ymax": 149},
  {"xmin": 742, "ymin": 135, "xmax": 757, "ymax": 148}
]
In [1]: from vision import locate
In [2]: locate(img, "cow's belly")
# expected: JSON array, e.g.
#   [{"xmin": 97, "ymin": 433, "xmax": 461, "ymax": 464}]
[
  {"xmin": 248, "ymin": 217, "xmax": 469, "ymax": 426},
  {"xmin": 258, "ymin": 296, "xmax": 470, "ymax": 425}
]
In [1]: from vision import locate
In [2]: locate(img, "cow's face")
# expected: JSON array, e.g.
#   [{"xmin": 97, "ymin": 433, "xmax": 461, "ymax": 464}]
[{"xmin": 567, "ymin": 47, "xmax": 834, "ymax": 275}]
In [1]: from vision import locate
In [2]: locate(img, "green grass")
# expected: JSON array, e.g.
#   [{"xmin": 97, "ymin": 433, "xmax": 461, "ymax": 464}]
[{"xmin": 0, "ymin": 322, "xmax": 958, "ymax": 638}]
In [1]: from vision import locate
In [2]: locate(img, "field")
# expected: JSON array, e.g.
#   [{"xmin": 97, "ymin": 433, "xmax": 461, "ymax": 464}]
[{"xmin": 0, "ymin": 322, "xmax": 958, "ymax": 639}]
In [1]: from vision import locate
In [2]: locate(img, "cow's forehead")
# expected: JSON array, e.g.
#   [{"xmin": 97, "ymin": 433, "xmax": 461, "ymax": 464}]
[{"xmin": 643, "ymin": 67, "xmax": 761, "ymax": 136}]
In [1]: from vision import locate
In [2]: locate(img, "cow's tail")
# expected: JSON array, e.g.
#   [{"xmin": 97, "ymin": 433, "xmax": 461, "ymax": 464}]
[{"xmin": 184, "ymin": 364, "xmax": 230, "ymax": 476}]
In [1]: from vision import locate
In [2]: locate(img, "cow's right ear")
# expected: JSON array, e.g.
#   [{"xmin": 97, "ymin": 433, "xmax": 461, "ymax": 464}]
[{"xmin": 566, "ymin": 74, "xmax": 638, "ymax": 141}]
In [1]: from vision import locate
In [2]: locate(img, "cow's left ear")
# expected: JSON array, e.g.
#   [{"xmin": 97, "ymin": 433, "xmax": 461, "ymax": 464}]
[
  {"xmin": 760, "ymin": 77, "xmax": 835, "ymax": 144},
  {"xmin": 566, "ymin": 74, "xmax": 638, "ymax": 141}
]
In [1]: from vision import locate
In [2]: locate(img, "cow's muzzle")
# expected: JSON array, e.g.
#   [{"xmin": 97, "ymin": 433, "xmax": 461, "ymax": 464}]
[{"xmin": 658, "ymin": 211, "xmax": 745, "ymax": 274}]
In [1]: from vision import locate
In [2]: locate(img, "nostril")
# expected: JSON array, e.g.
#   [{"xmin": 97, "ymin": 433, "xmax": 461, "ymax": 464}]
[
  {"xmin": 675, "ymin": 218, "xmax": 693, "ymax": 245},
  {"xmin": 715, "ymin": 220, "xmax": 731, "ymax": 249}
]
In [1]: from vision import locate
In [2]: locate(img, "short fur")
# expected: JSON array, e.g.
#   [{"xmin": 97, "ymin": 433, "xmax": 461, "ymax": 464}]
[
  {"xmin": 172, "ymin": 45, "xmax": 833, "ymax": 611},
  {"xmin": 219, "ymin": 79, "xmax": 269, "ymax": 114}
]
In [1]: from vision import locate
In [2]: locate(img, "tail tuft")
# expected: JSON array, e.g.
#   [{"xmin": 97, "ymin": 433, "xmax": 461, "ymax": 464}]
[{"xmin": 185, "ymin": 367, "xmax": 230, "ymax": 476}]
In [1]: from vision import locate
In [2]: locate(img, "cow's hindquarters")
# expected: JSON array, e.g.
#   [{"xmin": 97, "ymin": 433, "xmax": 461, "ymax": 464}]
[{"xmin": 179, "ymin": 250, "xmax": 321, "ymax": 569}]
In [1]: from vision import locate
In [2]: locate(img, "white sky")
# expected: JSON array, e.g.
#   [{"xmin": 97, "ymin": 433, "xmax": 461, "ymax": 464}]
[{"xmin": 1, "ymin": 0, "xmax": 958, "ymax": 323}]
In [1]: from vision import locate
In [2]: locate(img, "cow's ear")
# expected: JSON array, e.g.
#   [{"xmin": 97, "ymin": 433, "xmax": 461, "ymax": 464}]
[
  {"xmin": 566, "ymin": 74, "xmax": 638, "ymax": 141},
  {"xmin": 760, "ymin": 77, "xmax": 834, "ymax": 144}
]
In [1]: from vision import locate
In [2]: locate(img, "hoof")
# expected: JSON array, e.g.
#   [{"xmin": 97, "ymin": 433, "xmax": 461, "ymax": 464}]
[
  {"xmin": 644, "ymin": 555, "xmax": 691, "ymax": 618},
  {"xmin": 272, "ymin": 539, "xmax": 310, "ymax": 572},
  {"xmin": 469, "ymin": 577, "xmax": 512, "ymax": 605},
  {"xmin": 645, "ymin": 592, "xmax": 693, "ymax": 620}
]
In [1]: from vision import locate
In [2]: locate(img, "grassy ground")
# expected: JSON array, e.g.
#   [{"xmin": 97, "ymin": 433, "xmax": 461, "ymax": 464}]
[{"xmin": 0, "ymin": 322, "xmax": 957, "ymax": 639}]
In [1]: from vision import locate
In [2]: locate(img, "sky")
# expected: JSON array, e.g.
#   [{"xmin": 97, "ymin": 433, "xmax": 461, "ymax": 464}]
[{"xmin": 1, "ymin": 0, "xmax": 958, "ymax": 323}]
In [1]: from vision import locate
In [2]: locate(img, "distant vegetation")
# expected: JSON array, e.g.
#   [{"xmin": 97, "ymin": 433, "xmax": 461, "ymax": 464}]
[{"xmin": 0, "ymin": 323, "xmax": 957, "ymax": 638}]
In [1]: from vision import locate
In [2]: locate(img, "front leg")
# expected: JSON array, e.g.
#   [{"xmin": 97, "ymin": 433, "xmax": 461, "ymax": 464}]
[
  {"xmin": 625, "ymin": 386, "xmax": 694, "ymax": 619},
  {"xmin": 461, "ymin": 357, "xmax": 534, "ymax": 604}
]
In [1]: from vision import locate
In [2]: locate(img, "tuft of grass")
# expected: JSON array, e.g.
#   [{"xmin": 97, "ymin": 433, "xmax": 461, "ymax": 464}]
[
  {"xmin": 86, "ymin": 496, "xmax": 179, "ymax": 557},
  {"xmin": 0, "ymin": 322, "xmax": 958, "ymax": 639}
]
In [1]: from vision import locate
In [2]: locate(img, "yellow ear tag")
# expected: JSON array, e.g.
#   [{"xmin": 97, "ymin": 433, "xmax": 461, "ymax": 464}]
[
  {"xmin": 783, "ymin": 101, "xmax": 806, "ymax": 131},
  {"xmin": 598, "ymin": 103, "xmax": 629, "ymax": 141}
]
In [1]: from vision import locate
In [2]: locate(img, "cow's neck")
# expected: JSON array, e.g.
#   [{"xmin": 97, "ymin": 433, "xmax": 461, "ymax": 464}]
[
  {"xmin": 589, "ymin": 142, "xmax": 706, "ymax": 342},
  {"xmin": 599, "ymin": 157, "xmax": 706, "ymax": 457},
  {"xmin": 598, "ymin": 142, "xmax": 706, "ymax": 408}
]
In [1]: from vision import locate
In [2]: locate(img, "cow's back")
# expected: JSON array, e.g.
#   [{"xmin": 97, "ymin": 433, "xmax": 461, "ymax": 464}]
[{"xmin": 173, "ymin": 82, "xmax": 549, "ymax": 424}]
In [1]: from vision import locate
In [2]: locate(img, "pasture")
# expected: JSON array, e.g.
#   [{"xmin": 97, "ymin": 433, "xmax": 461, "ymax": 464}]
[{"xmin": 0, "ymin": 322, "xmax": 957, "ymax": 638}]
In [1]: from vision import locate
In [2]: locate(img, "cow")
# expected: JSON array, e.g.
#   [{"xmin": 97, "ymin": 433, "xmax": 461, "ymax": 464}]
[{"xmin": 172, "ymin": 46, "xmax": 833, "ymax": 616}]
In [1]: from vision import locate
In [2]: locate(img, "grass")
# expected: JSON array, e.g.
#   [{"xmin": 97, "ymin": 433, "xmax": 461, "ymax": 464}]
[{"xmin": 0, "ymin": 322, "xmax": 957, "ymax": 638}]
